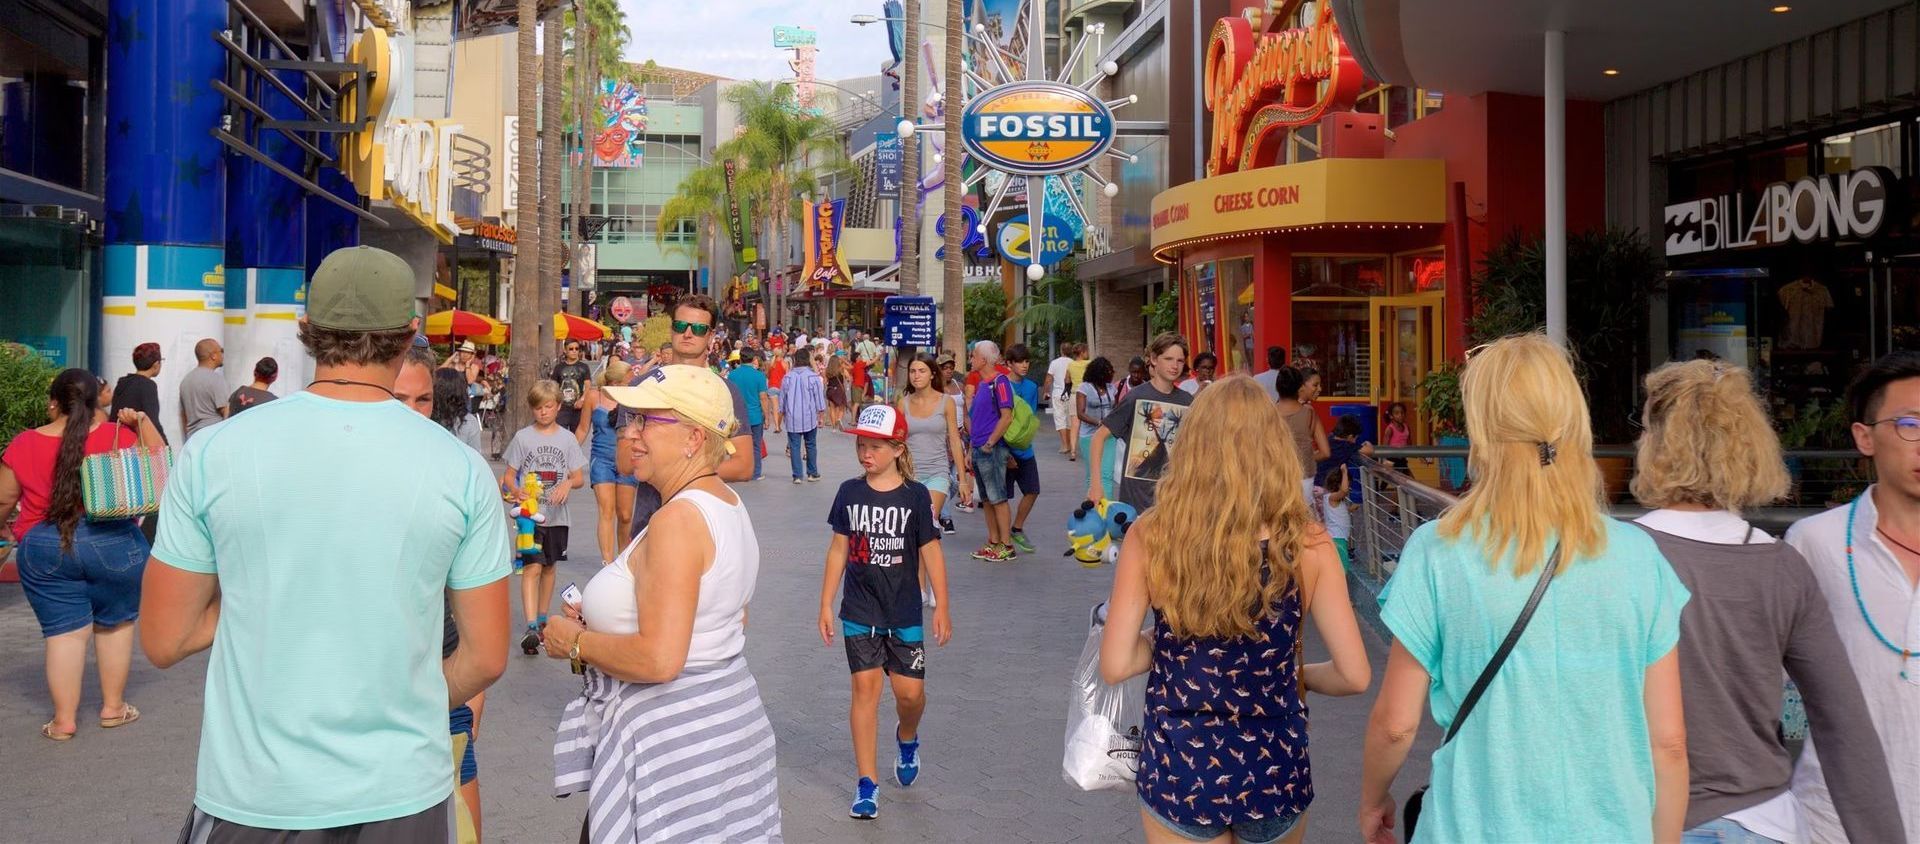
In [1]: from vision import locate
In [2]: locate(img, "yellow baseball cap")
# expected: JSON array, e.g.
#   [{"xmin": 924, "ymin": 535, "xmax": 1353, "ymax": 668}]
[{"xmin": 604, "ymin": 364, "xmax": 740, "ymax": 453}]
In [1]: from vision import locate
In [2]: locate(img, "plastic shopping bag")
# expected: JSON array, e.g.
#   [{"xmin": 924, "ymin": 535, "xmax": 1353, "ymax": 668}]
[{"xmin": 1062, "ymin": 602, "xmax": 1147, "ymax": 791}]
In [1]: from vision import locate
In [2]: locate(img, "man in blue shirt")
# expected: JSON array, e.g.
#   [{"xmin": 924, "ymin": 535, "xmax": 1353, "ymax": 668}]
[
  {"xmin": 1004, "ymin": 344, "xmax": 1043, "ymax": 554},
  {"xmin": 727, "ymin": 348, "xmax": 772, "ymax": 481},
  {"xmin": 141, "ymin": 246, "xmax": 512, "ymax": 839}
]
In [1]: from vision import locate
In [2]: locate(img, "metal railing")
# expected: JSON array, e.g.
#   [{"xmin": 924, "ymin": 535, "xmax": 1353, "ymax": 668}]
[{"xmin": 1350, "ymin": 447, "xmax": 1870, "ymax": 589}]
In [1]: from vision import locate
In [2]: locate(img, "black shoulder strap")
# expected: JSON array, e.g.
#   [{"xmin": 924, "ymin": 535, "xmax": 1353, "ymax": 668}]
[{"xmin": 1441, "ymin": 542, "xmax": 1561, "ymax": 745}]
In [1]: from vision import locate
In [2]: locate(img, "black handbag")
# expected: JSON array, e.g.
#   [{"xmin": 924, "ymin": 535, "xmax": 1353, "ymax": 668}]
[{"xmin": 1401, "ymin": 543, "xmax": 1560, "ymax": 842}]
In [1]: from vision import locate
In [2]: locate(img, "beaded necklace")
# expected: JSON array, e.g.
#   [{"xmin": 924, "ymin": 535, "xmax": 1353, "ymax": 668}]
[{"xmin": 1844, "ymin": 495, "xmax": 1919, "ymax": 681}]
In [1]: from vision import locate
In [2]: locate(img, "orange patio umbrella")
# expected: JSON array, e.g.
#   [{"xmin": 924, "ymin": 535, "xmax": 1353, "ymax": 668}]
[
  {"xmin": 554, "ymin": 312, "xmax": 610, "ymax": 342},
  {"xmin": 423, "ymin": 309, "xmax": 506, "ymax": 342}
]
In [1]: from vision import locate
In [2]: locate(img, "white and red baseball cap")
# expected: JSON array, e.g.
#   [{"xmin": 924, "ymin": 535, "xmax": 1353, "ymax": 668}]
[{"xmin": 851, "ymin": 404, "xmax": 908, "ymax": 441}]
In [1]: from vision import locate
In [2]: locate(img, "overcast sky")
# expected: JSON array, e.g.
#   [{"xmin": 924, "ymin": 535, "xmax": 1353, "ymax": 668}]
[{"xmin": 616, "ymin": 0, "xmax": 895, "ymax": 83}]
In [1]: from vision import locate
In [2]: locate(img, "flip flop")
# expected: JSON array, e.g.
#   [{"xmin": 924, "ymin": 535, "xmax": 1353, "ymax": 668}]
[
  {"xmin": 99, "ymin": 704, "xmax": 139, "ymax": 729},
  {"xmin": 40, "ymin": 721, "xmax": 74, "ymax": 741}
]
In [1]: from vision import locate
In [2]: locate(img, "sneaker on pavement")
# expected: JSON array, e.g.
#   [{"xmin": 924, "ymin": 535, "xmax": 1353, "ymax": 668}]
[
  {"xmin": 987, "ymin": 544, "xmax": 1016, "ymax": 562},
  {"xmin": 939, "ymin": 517, "xmax": 957, "ymax": 535},
  {"xmin": 1010, "ymin": 530, "xmax": 1036, "ymax": 554},
  {"xmin": 808, "ymin": 475, "xmax": 823, "ymax": 482},
  {"xmin": 519, "ymin": 625, "xmax": 540, "ymax": 655},
  {"xmin": 895, "ymin": 735, "xmax": 922, "ymax": 787},
  {"xmin": 793, "ymin": 477, "xmax": 805, "ymax": 484},
  {"xmin": 969, "ymin": 544, "xmax": 996, "ymax": 560},
  {"xmin": 850, "ymin": 777, "xmax": 880, "ymax": 819}
]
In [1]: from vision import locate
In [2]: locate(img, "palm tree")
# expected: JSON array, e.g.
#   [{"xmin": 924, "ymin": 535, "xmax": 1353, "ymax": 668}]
[
  {"xmin": 1003, "ymin": 260, "xmax": 1085, "ymax": 344},
  {"xmin": 509, "ymin": 0, "xmax": 542, "ymax": 433},
  {"xmin": 655, "ymin": 161, "xmax": 734, "ymax": 267},
  {"xmin": 899, "ymin": 0, "xmax": 920, "ymax": 299},
  {"xmin": 541, "ymin": 17, "xmax": 563, "ymax": 341},
  {"xmin": 941, "ymin": 0, "xmax": 963, "ymax": 361},
  {"xmin": 722, "ymin": 82, "xmax": 850, "ymax": 328},
  {"xmin": 564, "ymin": 0, "xmax": 632, "ymax": 308}
]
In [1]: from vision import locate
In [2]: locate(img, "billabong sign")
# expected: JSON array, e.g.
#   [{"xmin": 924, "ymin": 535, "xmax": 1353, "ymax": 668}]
[
  {"xmin": 961, "ymin": 82, "xmax": 1115, "ymax": 177},
  {"xmin": 1664, "ymin": 167, "xmax": 1896, "ymax": 257}
]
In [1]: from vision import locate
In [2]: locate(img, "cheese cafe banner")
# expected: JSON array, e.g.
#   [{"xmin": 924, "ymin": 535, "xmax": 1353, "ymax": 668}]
[
  {"xmin": 1205, "ymin": 0, "xmax": 1362, "ymax": 176},
  {"xmin": 1149, "ymin": 158, "xmax": 1446, "ymax": 256},
  {"xmin": 801, "ymin": 199, "xmax": 854, "ymax": 291}
]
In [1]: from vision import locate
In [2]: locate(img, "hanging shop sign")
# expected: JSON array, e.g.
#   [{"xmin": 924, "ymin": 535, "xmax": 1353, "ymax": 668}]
[
  {"xmin": 1663, "ymin": 166, "xmax": 1898, "ymax": 257},
  {"xmin": 802, "ymin": 198, "xmax": 855, "ymax": 290},
  {"xmin": 592, "ymin": 80, "xmax": 649, "ymax": 168},
  {"xmin": 961, "ymin": 82, "xmax": 1116, "ymax": 178},
  {"xmin": 1148, "ymin": 158, "xmax": 1446, "ymax": 258},
  {"xmin": 996, "ymin": 213, "xmax": 1074, "ymax": 267},
  {"xmin": 384, "ymin": 119, "xmax": 465, "ymax": 243},
  {"xmin": 1203, "ymin": 0, "xmax": 1362, "ymax": 176},
  {"xmin": 875, "ymin": 133, "xmax": 903, "ymax": 194}
]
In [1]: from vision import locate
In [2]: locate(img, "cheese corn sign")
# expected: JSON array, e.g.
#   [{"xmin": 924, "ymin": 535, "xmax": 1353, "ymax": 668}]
[
  {"xmin": 962, "ymin": 82, "xmax": 1116, "ymax": 178},
  {"xmin": 1204, "ymin": 0, "xmax": 1362, "ymax": 176}
]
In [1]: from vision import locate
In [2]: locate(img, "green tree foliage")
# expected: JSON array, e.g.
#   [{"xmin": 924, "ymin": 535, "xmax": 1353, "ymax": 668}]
[
  {"xmin": 963, "ymin": 284, "xmax": 1008, "ymax": 345},
  {"xmin": 0, "ymin": 344, "xmax": 58, "ymax": 446},
  {"xmin": 1003, "ymin": 259, "xmax": 1086, "ymax": 346},
  {"xmin": 1141, "ymin": 287, "xmax": 1181, "ymax": 337}
]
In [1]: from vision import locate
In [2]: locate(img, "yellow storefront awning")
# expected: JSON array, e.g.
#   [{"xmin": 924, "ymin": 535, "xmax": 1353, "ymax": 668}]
[{"xmin": 1149, "ymin": 158, "xmax": 1447, "ymax": 262}]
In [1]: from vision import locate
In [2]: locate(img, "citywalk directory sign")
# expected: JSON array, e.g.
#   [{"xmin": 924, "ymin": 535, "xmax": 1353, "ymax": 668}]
[{"xmin": 883, "ymin": 296, "xmax": 936, "ymax": 348}]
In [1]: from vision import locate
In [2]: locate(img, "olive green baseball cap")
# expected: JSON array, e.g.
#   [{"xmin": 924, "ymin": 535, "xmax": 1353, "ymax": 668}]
[{"xmin": 306, "ymin": 246, "xmax": 416, "ymax": 331}]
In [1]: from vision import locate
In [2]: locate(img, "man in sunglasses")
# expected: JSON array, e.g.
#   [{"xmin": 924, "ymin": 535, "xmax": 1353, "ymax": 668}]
[
  {"xmin": 615, "ymin": 294, "xmax": 756, "ymax": 543},
  {"xmin": 550, "ymin": 341, "xmax": 593, "ymax": 435}
]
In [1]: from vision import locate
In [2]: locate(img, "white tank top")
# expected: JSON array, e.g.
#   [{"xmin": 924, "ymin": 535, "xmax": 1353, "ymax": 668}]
[{"xmin": 580, "ymin": 488, "xmax": 760, "ymax": 669}]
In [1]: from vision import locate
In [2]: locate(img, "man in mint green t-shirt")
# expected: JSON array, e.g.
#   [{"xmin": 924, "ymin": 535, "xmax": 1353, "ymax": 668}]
[{"xmin": 141, "ymin": 246, "xmax": 513, "ymax": 839}]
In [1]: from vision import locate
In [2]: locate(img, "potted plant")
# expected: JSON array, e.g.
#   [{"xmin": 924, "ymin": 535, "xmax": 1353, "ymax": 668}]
[{"xmin": 1416, "ymin": 363, "xmax": 1467, "ymax": 490}]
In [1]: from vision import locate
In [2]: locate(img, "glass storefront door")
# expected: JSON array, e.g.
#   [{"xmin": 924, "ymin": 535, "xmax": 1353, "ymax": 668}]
[{"xmin": 1369, "ymin": 294, "xmax": 1444, "ymax": 436}]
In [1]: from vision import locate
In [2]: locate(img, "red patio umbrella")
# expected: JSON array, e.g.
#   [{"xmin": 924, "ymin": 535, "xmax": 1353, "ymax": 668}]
[
  {"xmin": 554, "ymin": 312, "xmax": 610, "ymax": 342},
  {"xmin": 423, "ymin": 309, "xmax": 506, "ymax": 342}
]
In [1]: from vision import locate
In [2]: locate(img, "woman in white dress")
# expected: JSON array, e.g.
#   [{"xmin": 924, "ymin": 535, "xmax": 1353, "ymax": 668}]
[{"xmin": 542, "ymin": 365, "xmax": 782, "ymax": 843}]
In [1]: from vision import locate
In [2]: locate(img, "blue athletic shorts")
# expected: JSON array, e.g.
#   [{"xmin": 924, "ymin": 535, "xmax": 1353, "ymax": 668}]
[{"xmin": 590, "ymin": 457, "xmax": 637, "ymax": 487}]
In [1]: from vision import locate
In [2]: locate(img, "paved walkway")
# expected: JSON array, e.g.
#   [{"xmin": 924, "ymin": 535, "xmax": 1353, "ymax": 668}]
[{"xmin": 0, "ymin": 423, "xmax": 1430, "ymax": 843}]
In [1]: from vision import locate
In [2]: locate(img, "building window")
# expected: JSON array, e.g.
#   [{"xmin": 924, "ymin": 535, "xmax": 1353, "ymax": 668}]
[
  {"xmin": 1293, "ymin": 256, "xmax": 1389, "ymax": 297},
  {"xmin": 1823, "ymin": 121, "xmax": 1902, "ymax": 176}
]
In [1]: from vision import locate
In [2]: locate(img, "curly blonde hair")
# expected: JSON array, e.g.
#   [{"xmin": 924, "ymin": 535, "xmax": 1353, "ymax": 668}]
[
  {"xmin": 1133, "ymin": 375, "xmax": 1317, "ymax": 639},
  {"xmin": 1631, "ymin": 360, "xmax": 1789, "ymax": 512},
  {"xmin": 1438, "ymin": 334, "xmax": 1608, "ymax": 575}
]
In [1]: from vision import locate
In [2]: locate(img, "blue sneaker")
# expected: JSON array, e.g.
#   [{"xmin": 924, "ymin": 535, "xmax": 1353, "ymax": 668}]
[
  {"xmin": 895, "ymin": 735, "xmax": 921, "ymax": 787},
  {"xmin": 849, "ymin": 777, "xmax": 879, "ymax": 819}
]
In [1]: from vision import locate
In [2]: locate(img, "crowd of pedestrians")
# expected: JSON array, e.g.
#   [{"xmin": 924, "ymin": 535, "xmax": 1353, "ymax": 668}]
[{"xmin": 6, "ymin": 243, "xmax": 1920, "ymax": 842}]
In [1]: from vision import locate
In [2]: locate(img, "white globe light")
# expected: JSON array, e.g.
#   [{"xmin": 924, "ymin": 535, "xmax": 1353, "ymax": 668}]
[
  {"xmin": 932, "ymin": 153, "xmax": 943, "ymax": 164},
  {"xmin": 1102, "ymin": 60, "xmax": 1119, "ymax": 76},
  {"xmin": 1103, "ymin": 182, "xmax": 1120, "ymax": 198},
  {"xmin": 975, "ymin": 23, "xmax": 989, "ymax": 35},
  {"xmin": 897, "ymin": 120, "xmax": 915, "ymax": 138},
  {"xmin": 1027, "ymin": 263, "xmax": 1045, "ymax": 281},
  {"xmin": 976, "ymin": 223, "xmax": 988, "ymax": 234},
  {"xmin": 1128, "ymin": 94, "xmax": 1139, "ymax": 104}
]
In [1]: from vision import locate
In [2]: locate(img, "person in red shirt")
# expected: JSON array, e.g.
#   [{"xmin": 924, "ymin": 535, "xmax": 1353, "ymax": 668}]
[
  {"xmin": 766, "ymin": 351, "xmax": 789, "ymax": 434},
  {"xmin": 851, "ymin": 354, "xmax": 872, "ymax": 404},
  {"xmin": 0, "ymin": 368, "xmax": 163, "ymax": 741}
]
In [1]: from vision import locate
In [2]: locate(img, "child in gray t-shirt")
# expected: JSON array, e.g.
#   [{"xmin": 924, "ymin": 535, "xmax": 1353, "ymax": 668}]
[{"xmin": 500, "ymin": 381, "xmax": 587, "ymax": 653}]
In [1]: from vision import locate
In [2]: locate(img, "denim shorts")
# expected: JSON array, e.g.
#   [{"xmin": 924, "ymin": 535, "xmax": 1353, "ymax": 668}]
[
  {"xmin": 1140, "ymin": 796, "xmax": 1301, "ymax": 844},
  {"xmin": 1683, "ymin": 818, "xmax": 1784, "ymax": 843},
  {"xmin": 17, "ymin": 519, "xmax": 148, "ymax": 637},
  {"xmin": 920, "ymin": 472, "xmax": 952, "ymax": 497},
  {"xmin": 589, "ymin": 457, "xmax": 637, "ymax": 487},
  {"xmin": 972, "ymin": 442, "xmax": 1013, "ymax": 504}
]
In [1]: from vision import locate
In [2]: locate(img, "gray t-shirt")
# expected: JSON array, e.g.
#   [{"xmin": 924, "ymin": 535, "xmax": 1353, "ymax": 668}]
[
  {"xmin": 1100, "ymin": 382, "xmax": 1193, "ymax": 512},
  {"xmin": 627, "ymin": 378, "xmax": 750, "ymax": 541},
  {"xmin": 180, "ymin": 367, "xmax": 229, "ymax": 441},
  {"xmin": 502, "ymin": 425, "xmax": 588, "ymax": 529}
]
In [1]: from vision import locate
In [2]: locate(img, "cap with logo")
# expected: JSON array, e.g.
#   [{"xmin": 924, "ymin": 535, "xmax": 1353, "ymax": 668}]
[
  {"xmin": 851, "ymin": 404, "xmax": 908, "ymax": 441},
  {"xmin": 307, "ymin": 246, "xmax": 416, "ymax": 332},
  {"xmin": 603, "ymin": 365, "xmax": 740, "ymax": 454}
]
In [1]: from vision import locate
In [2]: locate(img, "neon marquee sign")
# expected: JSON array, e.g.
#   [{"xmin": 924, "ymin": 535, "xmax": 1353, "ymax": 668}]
[{"xmin": 1203, "ymin": 0, "xmax": 1362, "ymax": 176}]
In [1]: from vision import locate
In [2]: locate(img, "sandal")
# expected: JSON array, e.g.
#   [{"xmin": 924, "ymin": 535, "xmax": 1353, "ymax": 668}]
[
  {"xmin": 40, "ymin": 721, "xmax": 75, "ymax": 741},
  {"xmin": 99, "ymin": 703, "xmax": 139, "ymax": 729}
]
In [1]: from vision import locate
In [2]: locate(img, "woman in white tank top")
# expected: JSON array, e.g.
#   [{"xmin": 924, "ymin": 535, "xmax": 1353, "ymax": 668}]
[{"xmin": 540, "ymin": 365, "xmax": 782, "ymax": 843}]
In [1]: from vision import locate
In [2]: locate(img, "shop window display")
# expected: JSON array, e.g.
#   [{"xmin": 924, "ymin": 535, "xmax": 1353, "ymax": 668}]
[
  {"xmin": 1293, "ymin": 256, "xmax": 1388, "ymax": 297},
  {"xmin": 1291, "ymin": 300, "xmax": 1370, "ymax": 398}
]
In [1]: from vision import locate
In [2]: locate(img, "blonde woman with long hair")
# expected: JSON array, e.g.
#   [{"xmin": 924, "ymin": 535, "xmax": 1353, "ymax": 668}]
[
  {"xmin": 1631, "ymin": 361, "xmax": 1903, "ymax": 843},
  {"xmin": 1101, "ymin": 375, "xmax": 1371, "ymax": 844},
  {"xmin": 1359, "ymin": 334, "xmax": 1691, "ymax": 843}
]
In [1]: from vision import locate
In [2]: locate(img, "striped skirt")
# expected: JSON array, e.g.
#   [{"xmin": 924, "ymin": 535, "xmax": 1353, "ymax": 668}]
[{"xmin": 554, "ymin": 657, "xmax": 783, "ymax": 843}]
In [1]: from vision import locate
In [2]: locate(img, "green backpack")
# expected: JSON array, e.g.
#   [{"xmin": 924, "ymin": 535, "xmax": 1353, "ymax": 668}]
[{"xmin": 1005, "ymin": 393, "xmax": 1039, "ymax": 450}]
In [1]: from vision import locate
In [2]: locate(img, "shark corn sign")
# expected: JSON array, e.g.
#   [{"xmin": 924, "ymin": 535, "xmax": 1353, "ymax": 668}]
[{"xmin": 1204, "ymin": 0, "xmax": 1363, "ymax": 176}]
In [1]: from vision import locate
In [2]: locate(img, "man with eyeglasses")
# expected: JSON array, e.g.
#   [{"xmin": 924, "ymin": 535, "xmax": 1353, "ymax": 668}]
[
  {"xmin": 550, "ymin": 341, "xmax": 593, "ymax": 435},
  {"xmin": 1783, "ymin": 351, "xmax": 1920, "ymax": 841},
  {"xmin": 615, "ymin": 294, "xmax": 756, "ymax": 543}
]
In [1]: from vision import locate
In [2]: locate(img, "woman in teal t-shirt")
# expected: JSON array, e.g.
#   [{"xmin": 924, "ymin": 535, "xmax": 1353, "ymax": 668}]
[{"xmin": 1357, "ymin": 334, "xmax": 1692, "ymax": 843}]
